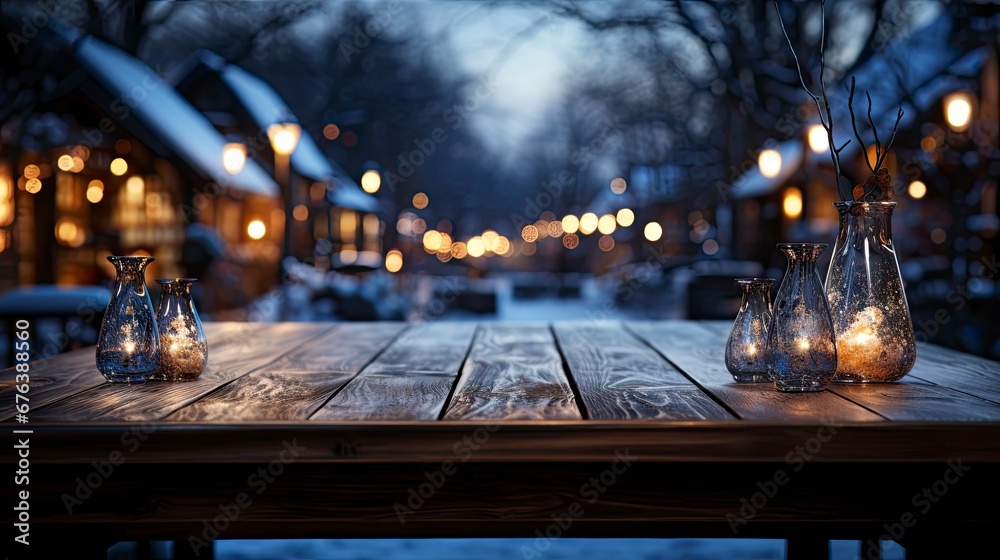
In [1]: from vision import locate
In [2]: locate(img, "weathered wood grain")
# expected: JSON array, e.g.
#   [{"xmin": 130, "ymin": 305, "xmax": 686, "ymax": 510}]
[
  {"xmin": 629, "ymin": 322, "xmax": 882, "ymax": 421},
  {"xmin": 25, "ymin": 421, "xmax": 1000, "ymax": 464},
  {"xmin": 553, "ymin": 323, "xmax": 733, "ymax": 420},
  {"xmin": 827, "ymin": 379, "xmax": 1000, "ymax": 421},
  {"xmin": 25, "ymin": 461, "xmax": 1000, "ymax": 542},
  {"xmin": 699, "ymin": 321, "xmax": 1000, "ymax": 421},
  {"xmin": 29, "ymin": 323, "xmax": 332, "ymax": 422},
  {"xmin": 311, "ymin": 323, "xmax": 476, "ymax": 420},
  {"xmin": 165, "ymin": 323, "xmax": 405, "ymax": 421},
  {"xmin": 0, "ymin": 322, "xmax": 242, "ymax": 421},
  {"xmin": 444, "ymin": 325, "xmax": 581, "ymax": 420},
  {"xmin": 909, "ymin": 342, "xmax": 1000, "ymax": 405}
]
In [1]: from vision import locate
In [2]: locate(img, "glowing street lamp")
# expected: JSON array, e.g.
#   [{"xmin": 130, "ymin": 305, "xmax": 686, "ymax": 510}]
[
  {"xmin": 267, "ymin": 123, "xmax": 301, "ymax": 157},
  {"xmin": 222, "ymin": 143, "xmax": 247, "ymax": 175},
  {"xmin": 944, "ymin": 92, "xmax": 974, "ymax": 132},
  {"xmin": 267, "ymin": 123, "xmax": 301, "ymax": 264}
]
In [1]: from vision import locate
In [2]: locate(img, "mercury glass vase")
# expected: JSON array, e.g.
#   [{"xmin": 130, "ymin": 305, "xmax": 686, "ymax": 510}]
[
  {"xmin": 154, "ymin": 278, "xmax": 208, "ymax": 381},
  {"xmin": 825, "ymin": 201, "xmax": 916, "ymax": 382},
  {"xmin": 725, "ymin": 278, "xmax": 774, "ymax": 383},
  {"xmin": 765, "ymin": 243, "xmax": 838, "ymax": 392},
  {"xmin": 96, "ymin": 256, "xmax": 159, "ymax": 383}
]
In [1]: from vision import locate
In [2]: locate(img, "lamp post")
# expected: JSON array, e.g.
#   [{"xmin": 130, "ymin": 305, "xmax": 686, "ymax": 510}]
[{"xmin": 267, "ymin": 123, "xmax": 301, "ymax": 259}]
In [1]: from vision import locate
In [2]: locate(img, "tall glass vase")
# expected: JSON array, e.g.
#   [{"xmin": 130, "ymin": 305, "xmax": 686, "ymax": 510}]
[
  {"xmin": 825, "ymin": 201, "xmax": 916, "ymax": 382},
  {"xmin": 725, "ymin": 278, "xmax": 774, "ymax": 383},
  {"xmin": 96, "ymin": 256, "xmax": 159, "ymax": 383},
  {"xmin": 154, "ymin": 278, "xmax": 208, "ymax": 381},
  {"xmin": 765, "ymin": 243, "xmax": 838, "ymax": 392}
]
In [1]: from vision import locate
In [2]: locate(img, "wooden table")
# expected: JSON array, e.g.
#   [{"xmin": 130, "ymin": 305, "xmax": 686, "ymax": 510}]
[{"xmin": 4, "ymin": 321, "xmax": 999, "ymax": 559}]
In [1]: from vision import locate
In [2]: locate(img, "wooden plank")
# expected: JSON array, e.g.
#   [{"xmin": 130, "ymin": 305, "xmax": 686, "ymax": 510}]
[
  {"xmin": 827, "ymin": 380, "xmax": 1000, "ymax": 421},
  {"xmin": 553, "ymin": 323, "xmax": 733, "ymax": 420},
  {"xmin": 25, "ymin": 461, "xmax": 1000, "ymax": 541},
  {"xmin": 311, "ymin": 322, "xmax": 476, "ymax": 420},
  {"xmin": 29, "ymin": 323, "xmax": 332, "ymax": 422},
  {"xmin": 23, "ymin": 421, "xmax": 1000, "ymax": 464},
  {"xmin": 0, "ymin": 322, "xmax": 242, "ymax": 421},
  {"xmin": 699, "ymin": 321, "xmax": 1000, "ymax": 422},
  {"xmin": 166, "ymin": 323, "xmax": 406, "ymax": 421},
  {"xmin": 443, "ymin": 324, "xmax": 581, "ymax": 420},
  {"xmin": 629, "ymin": 322, "xmax": 882, "ymax": 422},
  {"xmin": 909, "ymin": 343, "xmax": 1000, "ymax": 405}
]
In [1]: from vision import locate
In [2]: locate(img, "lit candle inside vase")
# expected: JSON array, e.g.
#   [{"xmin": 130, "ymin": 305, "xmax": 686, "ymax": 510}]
[
  {"xmin": 154, "ymin": 279, "xmax": 208, "ymax": 381},
  {"xmin": 836, "ymin": 306, "xmax": 895, "ymax": 381}
]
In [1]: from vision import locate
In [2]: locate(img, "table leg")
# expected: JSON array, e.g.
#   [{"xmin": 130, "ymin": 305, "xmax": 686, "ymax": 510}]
[{"xmin": 786, "ymin": 536, "xmax": 829, "ymax": 560}]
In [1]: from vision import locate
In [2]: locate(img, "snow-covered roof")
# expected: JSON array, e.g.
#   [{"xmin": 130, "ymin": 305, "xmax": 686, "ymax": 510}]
[
  {"xmin": 219, "ymin": 64, "xmax": 378, "ymax": 212},
  {"xmin": 75, "ymin": 37, "xmax": 279, "ymax": 197}
]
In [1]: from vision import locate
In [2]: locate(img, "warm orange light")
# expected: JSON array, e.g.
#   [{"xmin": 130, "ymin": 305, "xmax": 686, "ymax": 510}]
[
  {"xmin": 467, "ymin": 237, "xmax": 485, "ymax": 257},
  {"xmin": 57, "ymin": 155, "xmax": 74, "ymax": 171},
  {"xmin": 783, "ymin": 187, "xmax": 803, "ymax": 219},
  {"xmin": 616, "ymin": 208, "xmax": 634, "ymax": 227},
  {"xmin": 597, "ymin": 214, "xmax": 617, "ymax": 235},
  {"xmin": 267, "ymin": 123, "xmax": 301, "ymax": 156},
  {"xmin": 110, "ymin": 158, "xmax": 128, "ymax": 176},
  {"xmin": 644, "ymin": 222, "xmax": 662, "ymax": 242},
  {"xmin": 759, "ymin": 149, "xmax": 781, "ymax": 178},
  {"xmin": 86, "ymin": 185, "xmax": 104, "ymax": 203},
  {"xmin": 412, "ymin": 192, "xmax": 428, "ymax": 209},
  {"xmin": 247, "ymin": 220, "xmax": 267, "ymax": 240},
  {"xmin": 610, "ymin": 177, "xmax": 627, "ymax": 194},
  {"xmin": 292, "ymin": 204, "xmax": 309, "ymax": 221},
  {"xmin": 579, "ymin": 213, "xmax": 598, "ymax": 235},
  {"xmin": 521, "ymin": 224, "xmax": 539, "ymax": 242},
  {"xmin": 361, "ymin": 170, "xmax": 381, "ymax": 194},
  {"xmin": 223, "ymin": 143, "xmax": 247, "ymax": 174},
  {"xmin": 908, "ymin": 180, "xmax": 927, "ymax": 199},
  {"xmin": 385, "ymin": 249, "xmax": 403, "ymax": 272},
  {"xmin": 944, "ymin": 92, "xmax": 973, "ymax": 132},
  {"xmin": 807, "ymin": 125, "xmax": 828, "ymax": 154},
  {"xmin": 25, "ymin": 179, "xmax": 42, "ymax": 194},
  {"xmin": 561, "ymin": 214, "xmax": 579, "ymax": 234}
]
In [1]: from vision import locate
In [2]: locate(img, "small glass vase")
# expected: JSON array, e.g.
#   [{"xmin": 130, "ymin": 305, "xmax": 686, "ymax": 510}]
[
  {"xmin": 154, "ymin": 278, "xmax": 208, "ymax": 381},
  {"xmin": 725, "ymin": 278, "xmax": 774, "ymax": 383},
  {"xmin": 96, "ymin": 256, "xmax": 159, "ymax": 383},
  {"xmin": 765, "ymin": 243, "xmax": 838, "ymax": 392},
  {"xmin": 825, "ymin": 201, "xmax": 916, "ymax": 382}
]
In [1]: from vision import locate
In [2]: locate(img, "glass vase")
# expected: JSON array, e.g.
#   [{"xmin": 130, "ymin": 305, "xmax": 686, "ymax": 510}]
[
  {"xmin": 154, "ymin": 278, "xmax": 208, "ymax": 381},
  {"xmin": 765, "ymin": 243, "xmax": 838, "ymax": 392},
  {"xmin": 825, "ymin": 201, "xmax": 916, "ymax": 382},
  {"xmin": 96, "ymin": 256, "xmax": 159, "ymax": 383},
  {"xmin": 725, "ymin": 278, "xmax": 774, "ymax": 383}
]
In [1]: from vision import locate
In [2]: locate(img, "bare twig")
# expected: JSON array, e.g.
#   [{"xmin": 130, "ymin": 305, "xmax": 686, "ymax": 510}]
[
  {"xmin": 878, "ymin": 104, "xmax": 905, "ymax": 169},
  {"xmin": 848, "ymin": 78, "xmax": 874, "ymax": 174},
  {"xmin": 866, "ymin": 91, "xmax": 881, "ymax": 165},
  {"xmin": 774, "ymin": 0, "xmax": 848, "ymax": 199}
]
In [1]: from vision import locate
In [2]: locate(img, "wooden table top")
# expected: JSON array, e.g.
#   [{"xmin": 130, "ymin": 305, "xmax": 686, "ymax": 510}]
[{"xmin": 5, "ymin": 321, "xmax": 1000, "ymax": 463}]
